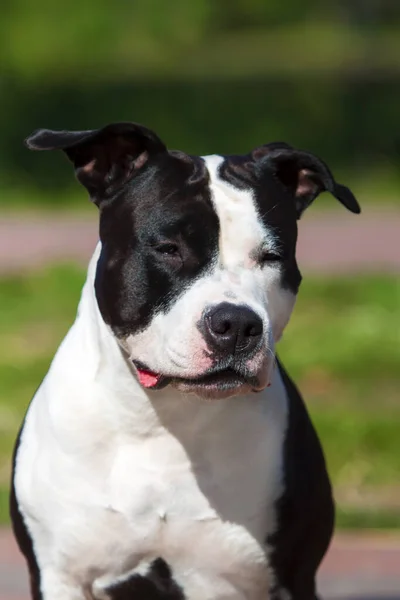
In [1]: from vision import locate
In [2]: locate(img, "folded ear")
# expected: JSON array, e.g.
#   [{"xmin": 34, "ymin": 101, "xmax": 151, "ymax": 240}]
[
  {"xmin": 25, "ymin": 122, "xmax": 167, "ymax": 205},
  {"xmin": 252, "ymin": 143, "xmax": 360, "ymax": 218}
]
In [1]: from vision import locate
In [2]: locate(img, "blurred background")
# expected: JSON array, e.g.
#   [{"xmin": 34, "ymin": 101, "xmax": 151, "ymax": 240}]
[{"xmin": 0, "ymin": 1, "xmax": 399, "ymax": 598}]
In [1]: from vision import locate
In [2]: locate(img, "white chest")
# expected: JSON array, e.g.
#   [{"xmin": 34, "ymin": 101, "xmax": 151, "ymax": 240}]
[{"xmin": 16, "ymin": 371, "xmax": 288, "ymax": 600}]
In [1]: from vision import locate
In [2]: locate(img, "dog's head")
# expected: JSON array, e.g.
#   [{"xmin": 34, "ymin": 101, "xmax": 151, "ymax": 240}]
[{"xmin": 26, "ymin": 123, "xmax": 360, "ymax": 399}]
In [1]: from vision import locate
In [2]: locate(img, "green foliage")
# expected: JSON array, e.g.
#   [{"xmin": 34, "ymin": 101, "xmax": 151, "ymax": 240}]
[
  {"xmin": 0, "ymin": 267, "xmax": 399, "ymax": 526},
  {"xmin": 1, "ymin": 1, "xmax": 400, "ymax": 204},
  {"xmin": 1, "ymin": 0, "xmax": 213, "ymax": 80},
  {"xmin": 3, "ymin": 1, "xmax": 400, "ymax": 79}
]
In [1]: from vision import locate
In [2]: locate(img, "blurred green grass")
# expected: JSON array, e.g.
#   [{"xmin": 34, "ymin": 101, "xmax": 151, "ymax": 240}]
[{"xmin": 0, "ymin": 266, "xmax": 399, "ymax": 527}]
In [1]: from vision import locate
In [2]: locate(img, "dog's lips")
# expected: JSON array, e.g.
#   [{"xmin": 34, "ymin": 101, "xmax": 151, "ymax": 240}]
[
  {"xmin": 175, "ymin": 368, "xmax": 245, "ymax": 387},
  {"xmin": 172, "ymin": 367, "xmax": 268, "ymax": 397},
  {"xmin": 133, "ymin": 360, "xmax": 266, "ymax": 395},
  {"xmin": 171, "ymin": 368, "xmax": 266, "ymax": 399}
]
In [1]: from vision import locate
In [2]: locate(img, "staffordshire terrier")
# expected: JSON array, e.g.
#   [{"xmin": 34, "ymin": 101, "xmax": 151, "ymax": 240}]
[{"xmin": 11, "ymin": 122, "xmax": 360, "ymax": 600}]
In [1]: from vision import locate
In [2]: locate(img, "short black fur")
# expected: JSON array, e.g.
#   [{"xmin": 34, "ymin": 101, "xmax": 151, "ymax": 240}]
[
  {"xmin": 268, "ymin": 359, "xmax": 335, "ymax": 600},
  {"xmin": 10, "ymin": 417, "xmax": 42, "ymax": 600},
  {"xmin": 95, "ymin": 151, "xmax": 219, "ymax": 337},
  {"xmin": 105, "ymin": 558, "xmax": 185, "ymax": 600},
  {"xmin": 218, "ymin": 144, "xmax": 360, "ymax": 296},
  {"xmin": 218, "ymin": 153, "xmax": 302, "ymax": 294}
]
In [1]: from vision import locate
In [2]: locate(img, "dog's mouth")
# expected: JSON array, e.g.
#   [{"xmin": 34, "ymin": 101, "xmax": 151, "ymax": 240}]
[
  {"xmin": 133, "ymin": 363, "xmax": 169, "ymax": 390},
  {"xmin": 133, "ymin": 361, "xmax": 266, "ymax": 398}
]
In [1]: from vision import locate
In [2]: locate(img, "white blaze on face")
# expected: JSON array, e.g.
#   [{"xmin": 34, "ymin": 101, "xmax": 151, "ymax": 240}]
[
  {"xmin": 205, "ymin": 154, "xmax": 276, "ymax": 271},
  {"xmin": 203, "ymin": 154, "xmax": 296, "ymax": 342},
  {"xmin": 125, "ymin": 154, "xmax": 296, "ymax": 379}
]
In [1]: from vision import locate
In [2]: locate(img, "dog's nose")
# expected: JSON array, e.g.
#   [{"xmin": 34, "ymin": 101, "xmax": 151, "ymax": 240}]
[{"xmin": 204, "ymin": 303, "xmax": 263, "ymax": 355}]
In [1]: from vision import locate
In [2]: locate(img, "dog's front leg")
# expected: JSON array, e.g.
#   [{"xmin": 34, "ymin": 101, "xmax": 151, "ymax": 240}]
[{"xmin": 39, "ymin": 568, "xmax": 87, "ymax": 600}]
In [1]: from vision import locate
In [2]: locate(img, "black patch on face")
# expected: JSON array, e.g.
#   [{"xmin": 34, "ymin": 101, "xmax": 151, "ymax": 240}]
[
  {"xmin": 105, "ymin": 558, "xmax": 185, "ymax": 600},
  {"xmin": 218, "ymin": 154, "xmax": 302, "ymax": 294},
  {"xmin": 95, "ymin": 151, "xmax": 219, "ymax": 337}
]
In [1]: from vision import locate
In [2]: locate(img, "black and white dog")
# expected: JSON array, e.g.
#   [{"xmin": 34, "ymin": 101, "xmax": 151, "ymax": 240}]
[{"xmin": 11, "ymin": 122, "xmax": 360, "ymax": 600}]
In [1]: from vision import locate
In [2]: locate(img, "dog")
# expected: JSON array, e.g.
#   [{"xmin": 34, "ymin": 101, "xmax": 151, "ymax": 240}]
[{"xmin": 10, "ymin": 122, "xmax": 360, "ymax": 600}]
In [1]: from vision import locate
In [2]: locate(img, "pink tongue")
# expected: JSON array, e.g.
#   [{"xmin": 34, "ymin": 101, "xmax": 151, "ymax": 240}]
[{"xmin": 137, "ymin": 368, "xmax": 161, "ymax": 388}]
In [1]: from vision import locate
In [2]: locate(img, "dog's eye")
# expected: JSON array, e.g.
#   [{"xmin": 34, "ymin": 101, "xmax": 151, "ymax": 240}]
[
  {"xmin": 259, "ymin": 250, "xmax": 281, "ymax": 264},
  {"xmin": 155, "ymin": 243, "xmax": 180, "ymax": 256}
]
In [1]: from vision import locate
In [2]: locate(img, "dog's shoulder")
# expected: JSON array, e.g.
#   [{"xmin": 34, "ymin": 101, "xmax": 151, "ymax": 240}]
[{"xmin": 268, "ymin": 358, "xmax": 334, "ymax": 598}]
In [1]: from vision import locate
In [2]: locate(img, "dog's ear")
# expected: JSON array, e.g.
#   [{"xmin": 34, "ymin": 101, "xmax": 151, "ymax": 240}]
[
  {"xmin": 25, "ymin": 123, "xmax": 167, "ymax": 205},
  {"xmin": 252, "ymin": 143, "xmax": 360, "ymax": 218}
]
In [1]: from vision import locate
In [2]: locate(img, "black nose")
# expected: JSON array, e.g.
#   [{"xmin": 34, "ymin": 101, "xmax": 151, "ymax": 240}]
[{"xmin": 204, "ymin": 303, "xmax": 263, "ymax": 355}]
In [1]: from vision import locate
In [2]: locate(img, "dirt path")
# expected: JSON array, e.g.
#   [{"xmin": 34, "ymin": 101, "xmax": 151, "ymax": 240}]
[
  {"xmin": 1, "ymin": 528, "xmax": 400, "ymax": 600},
  {"xmin": 0, "ymin": 208, "xmax": 399, "ymax": 274}
]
